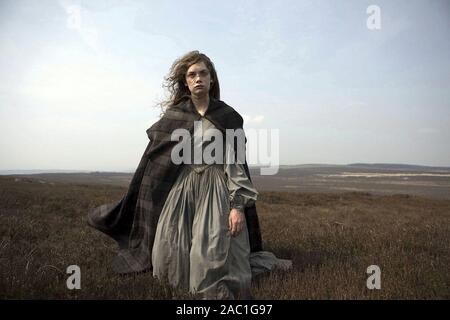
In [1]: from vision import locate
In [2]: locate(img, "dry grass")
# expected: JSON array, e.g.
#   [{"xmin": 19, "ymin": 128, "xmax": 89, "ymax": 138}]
[{"xmin": 1, "ymin": 176, "xmax": 449, "ymax": 299}]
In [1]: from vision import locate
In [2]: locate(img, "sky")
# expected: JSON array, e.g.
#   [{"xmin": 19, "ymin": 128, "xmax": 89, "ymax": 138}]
[{"xmin": 0, "ymin": 0, "xmax": 449, "ymax": 172}]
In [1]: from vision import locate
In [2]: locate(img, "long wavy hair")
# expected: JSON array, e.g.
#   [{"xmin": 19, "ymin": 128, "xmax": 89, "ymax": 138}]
[{"xmin": 157, "ymin": 50, "xmax": 221, "ymax": 114}]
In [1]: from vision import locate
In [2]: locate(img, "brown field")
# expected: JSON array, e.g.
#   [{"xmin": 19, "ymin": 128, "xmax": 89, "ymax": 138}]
[{"xmin": 1, "ymin": 172, "xmax": 449, "ymax": 299}]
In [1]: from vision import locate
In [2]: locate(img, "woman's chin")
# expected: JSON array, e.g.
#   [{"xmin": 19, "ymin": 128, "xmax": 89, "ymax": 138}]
[{"xmin": 191, "ymin": 90, "xmax": 209, "ymax": 98}]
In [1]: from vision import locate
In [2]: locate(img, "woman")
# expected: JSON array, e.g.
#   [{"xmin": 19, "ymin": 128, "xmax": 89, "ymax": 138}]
[{"xmin": 88, "ymin": 50, "xmax": 292, "ymax": 300}]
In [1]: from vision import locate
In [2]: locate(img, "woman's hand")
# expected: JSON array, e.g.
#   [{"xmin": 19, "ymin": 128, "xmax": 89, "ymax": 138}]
[{"xmin": 229, "ymin": 208, "xmax": 245, "ymax": 237}]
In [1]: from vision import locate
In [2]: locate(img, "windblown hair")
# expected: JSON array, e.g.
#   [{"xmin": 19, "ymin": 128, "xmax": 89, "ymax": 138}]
[{"xmin": 157, "ymin": 50, "xmax": 220, "ymax": 114}]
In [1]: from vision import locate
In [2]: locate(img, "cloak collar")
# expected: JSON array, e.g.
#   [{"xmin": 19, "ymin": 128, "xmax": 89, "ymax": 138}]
[
  {"xmin": 178, "ymin": 96, "xmax": 221, "ymax": 117},
  {"xmin": 168, "ymin": 96, "xmax": 230, "ymax": 133}
]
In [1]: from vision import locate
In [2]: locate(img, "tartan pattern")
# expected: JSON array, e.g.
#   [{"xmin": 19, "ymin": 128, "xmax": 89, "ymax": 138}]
[{"xmin": 87, "ymin": 97, "xmax": 263, "ymax": 274}]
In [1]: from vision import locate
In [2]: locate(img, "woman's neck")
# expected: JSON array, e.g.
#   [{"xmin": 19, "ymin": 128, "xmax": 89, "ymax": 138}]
[{"xmin": 191, "ymin": 94, "xmax": 210, "ymax": 116}]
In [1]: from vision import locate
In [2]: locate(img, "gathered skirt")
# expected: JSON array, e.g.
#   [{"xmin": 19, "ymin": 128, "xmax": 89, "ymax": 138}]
[{"xmin": 151, "ymin": 164, "xmax": 291, "ymax": 299}]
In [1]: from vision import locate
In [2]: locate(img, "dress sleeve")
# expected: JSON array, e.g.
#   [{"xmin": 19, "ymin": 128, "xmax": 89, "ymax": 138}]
[{"xmin": 224, "ymin": 138, "xmax": 259, "ymax": 212}]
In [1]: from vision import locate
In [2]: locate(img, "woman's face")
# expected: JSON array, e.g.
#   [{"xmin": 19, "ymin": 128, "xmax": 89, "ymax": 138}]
[{"xmin": 185, "ymin": 61, "xmax": 212, "ymax": 97}]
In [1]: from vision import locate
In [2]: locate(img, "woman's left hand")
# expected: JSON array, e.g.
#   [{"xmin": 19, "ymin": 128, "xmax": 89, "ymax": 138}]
[{"xmin": 229, "ymin": 208, "xmax": 245, "ymax": 237}]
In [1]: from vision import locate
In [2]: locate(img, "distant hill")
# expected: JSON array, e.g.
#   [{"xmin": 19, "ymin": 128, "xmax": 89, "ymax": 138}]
[
  {"xmin": 0, "ymin": 169, "xmax": 91, "ymax": 175},
  {"xmin": 0, "ymin": 169, "xmax": 135, "ymax": 175},
  {"xmin": 265, "ymin": 163, "xmax": 450, "ymax": 172},
  {"xmin": 2, "ymin": 162, "xmax": 450, "ymax": 199},
  {"xmin": 277, "ymin": 164, "xmax": 346, "ymax": 169},
  {"xmin": 347, "ymin": 163, "xmax": 450, "ymax": 171},
  {"xmin": 2, "ymin": 163, "xmax": 450, "ymax": 175}
]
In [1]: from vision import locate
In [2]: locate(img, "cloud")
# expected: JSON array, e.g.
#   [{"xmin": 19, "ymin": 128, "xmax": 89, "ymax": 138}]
[
  {"xmin": 242, "ymin": 114, "xmax": 265, "ymax": 124},
  {"xmin": 418, "ymin": 127, "xmax": 438, "ymax": 134},
  {"xmin": 19, "ymin": 52, "xmax": 155, "ymax": 113}
]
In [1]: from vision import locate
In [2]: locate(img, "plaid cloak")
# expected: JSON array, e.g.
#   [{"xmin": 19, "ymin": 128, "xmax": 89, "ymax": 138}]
[{"xmin": 87, "ymin": 97, "xmax": 263, "ymax": 274}]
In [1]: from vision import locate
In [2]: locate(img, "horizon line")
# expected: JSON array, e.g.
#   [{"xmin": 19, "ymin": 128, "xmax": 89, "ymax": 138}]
[{"xmin": 2, "ymin": 162, "xmax": 450, "ymax": 175}]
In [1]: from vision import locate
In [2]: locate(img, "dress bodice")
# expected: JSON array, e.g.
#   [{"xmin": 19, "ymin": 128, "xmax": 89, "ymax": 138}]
[{"xmin": 187, "ymin": 117, "xmax": 258, "ymax": 211}]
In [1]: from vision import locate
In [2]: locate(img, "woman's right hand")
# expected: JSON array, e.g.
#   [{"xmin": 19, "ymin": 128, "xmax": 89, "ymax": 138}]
[{"xmin": 228, "ymin": 208, "xmax": 245, "ymax": 237}]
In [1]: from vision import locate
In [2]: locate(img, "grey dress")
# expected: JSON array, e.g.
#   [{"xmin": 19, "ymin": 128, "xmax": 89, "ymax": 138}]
[{"xmin": 151, "ymin": 117, "xmax": 292, "ymax": 299}]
